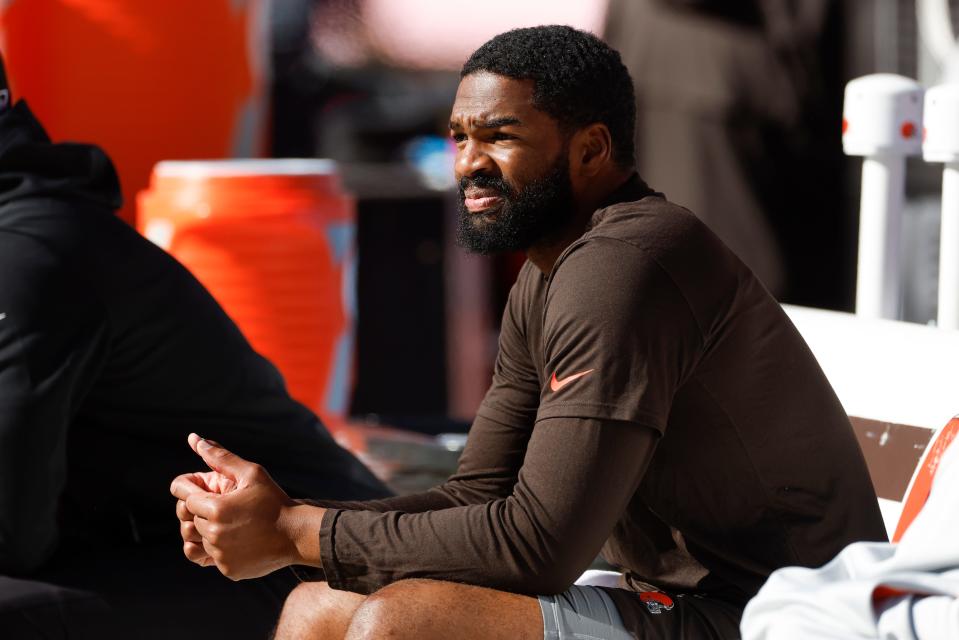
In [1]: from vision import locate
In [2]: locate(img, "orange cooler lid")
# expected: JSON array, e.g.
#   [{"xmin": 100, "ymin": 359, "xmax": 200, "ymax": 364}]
[{"xmin": 138, "ymin": 159, "xmax": 351, "ymax": 225}]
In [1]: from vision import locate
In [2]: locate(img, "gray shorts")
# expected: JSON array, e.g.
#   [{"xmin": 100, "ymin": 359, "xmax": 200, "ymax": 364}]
[
  {"xmin": 539, "ymin": 585, "xmax": 634, "ymax": 640},
  {"xmin": 540, "ymin": 584, "xmax": 744, "ymax": 640}
]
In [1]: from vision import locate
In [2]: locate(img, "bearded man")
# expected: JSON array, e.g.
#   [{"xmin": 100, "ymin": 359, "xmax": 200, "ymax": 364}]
[{"xmin": 172, "ymin": 26, "xmax": 885, "ymax": 639}]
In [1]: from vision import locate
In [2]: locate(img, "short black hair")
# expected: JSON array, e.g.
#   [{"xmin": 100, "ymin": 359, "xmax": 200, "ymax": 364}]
[{"xmin": 461, "ymin": 25, "xmax": 635, "ymax": 167}]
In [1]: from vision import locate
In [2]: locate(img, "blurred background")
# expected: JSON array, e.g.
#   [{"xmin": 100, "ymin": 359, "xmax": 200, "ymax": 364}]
[{"xmin": 1, "ymin": 0, "xmax": 957, "ymax": 453}]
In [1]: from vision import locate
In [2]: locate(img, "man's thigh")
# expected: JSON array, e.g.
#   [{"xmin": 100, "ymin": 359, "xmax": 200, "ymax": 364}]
[
  {"xmin": 346, "ymin": 579, "xmax": 544, "ymax": 640},
  {"xmin": 308, "ymin": 579, "xmax": 741, "ymax": 640},
  {"xmin": 353, "ymin": 579, "xmax": 727, "ymax": 640}
]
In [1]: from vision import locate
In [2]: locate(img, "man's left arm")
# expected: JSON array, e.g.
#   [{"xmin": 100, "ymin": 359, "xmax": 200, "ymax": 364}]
[
  {"xmin": 173, "ymin": 238, "xmax": 703, "ymax": 594},
  {"xmin": 308, "ymin": 238, "xmax": 703, "ymax": 594},
  {"xmin": 175, "ymin": 417, "xmax": 658, "ymax": 593}
]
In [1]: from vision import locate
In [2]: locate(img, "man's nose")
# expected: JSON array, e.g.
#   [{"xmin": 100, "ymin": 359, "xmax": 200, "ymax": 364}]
[{"xmin": 455, "ymin": 140, "xmax": 495, "ymax": 180}]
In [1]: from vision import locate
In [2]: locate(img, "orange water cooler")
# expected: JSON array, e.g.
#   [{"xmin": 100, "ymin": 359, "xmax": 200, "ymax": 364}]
[
  {"xmin": 138, "ymin": 160, "xmax": 357, "ymax": 428},
  {"xmin": 0, "ymin": 0, "xmax": 270, "ymax": 225}
]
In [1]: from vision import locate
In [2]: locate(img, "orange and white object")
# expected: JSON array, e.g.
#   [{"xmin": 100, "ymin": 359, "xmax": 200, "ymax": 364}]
[
  {"xmin": 138, "ymin": 159, "xmax": 356, "ymax": 426},
  {"xmin": 0, "ymin": 0, "xmax": 270, "ymax": 226},
  {"xmin": 843, "ymin": 74, "xmax": 924, "ymax": 320},
  {"xmin": 892, "ymin": 416, "xmax": 959, "ymax": 541}
]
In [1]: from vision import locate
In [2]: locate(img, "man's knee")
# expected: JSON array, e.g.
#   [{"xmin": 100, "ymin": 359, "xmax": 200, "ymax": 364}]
[
  {"xmin": 275, "ymin": 581, "xmax": 363, "ymax": 640},
  {"xmin": 345, "ymin": 580, "xmax": 438, "ymax": 640}
]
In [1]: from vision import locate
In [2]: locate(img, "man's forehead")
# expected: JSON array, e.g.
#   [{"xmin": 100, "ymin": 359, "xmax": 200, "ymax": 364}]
[{"xmin": 450, "ymin": 72, "xmax": 538, "ymax": 126}]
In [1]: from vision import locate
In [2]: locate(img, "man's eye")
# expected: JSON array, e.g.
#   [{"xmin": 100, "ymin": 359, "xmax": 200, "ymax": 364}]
[
  {"xmin": 451, "ymin": 132, "xmax": 467, "ymax": 143},
  {"xmin": 491, "ymin": 132, "xmax": 515, "ymax": 141}
]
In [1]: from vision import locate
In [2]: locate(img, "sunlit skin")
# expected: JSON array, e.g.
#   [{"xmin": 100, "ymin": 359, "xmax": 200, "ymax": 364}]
[
  {"xmin": 451, "ymin": 71, "xmax": 633, "ymax": 274},
  {"xmin": 170, "ymin": 72, "xmax": 636, "ymax": 640},
  {"xmin": 451, "ymin": 74, "xmax": 565, "ymax": 216}
]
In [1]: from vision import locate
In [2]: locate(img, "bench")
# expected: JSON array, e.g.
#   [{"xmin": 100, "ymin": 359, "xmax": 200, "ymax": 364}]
[{"xmin": 784, "ymin": 304, "xmax": 959, "ymax": 539}]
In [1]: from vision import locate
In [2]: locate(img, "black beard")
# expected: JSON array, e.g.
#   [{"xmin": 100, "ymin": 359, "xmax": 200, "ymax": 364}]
[{"xmin": 456, "ymin": 156, "xmax": 574, "ymax": 255}]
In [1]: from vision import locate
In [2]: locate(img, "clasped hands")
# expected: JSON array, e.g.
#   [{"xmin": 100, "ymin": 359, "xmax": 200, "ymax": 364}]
[{"xmin": 170, "ymin": 433, "xmax": 324, "ymax": 580}]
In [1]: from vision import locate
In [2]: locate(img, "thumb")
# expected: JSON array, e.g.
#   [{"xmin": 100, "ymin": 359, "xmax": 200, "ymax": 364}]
[{"xmin": 188, "ymin": 433, "xmax": 250, "ymax": 480}]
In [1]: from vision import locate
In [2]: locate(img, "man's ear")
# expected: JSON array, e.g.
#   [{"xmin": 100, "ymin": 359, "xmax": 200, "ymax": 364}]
[{"xmin": 571, "ymin": 123, "xmax": 614, "ymax": 178}]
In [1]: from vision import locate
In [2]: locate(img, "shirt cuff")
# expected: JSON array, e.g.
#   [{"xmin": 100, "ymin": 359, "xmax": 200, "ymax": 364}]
[{"xmin": 319, "ymin": 507, "xmax": 346, "ymax": 590}]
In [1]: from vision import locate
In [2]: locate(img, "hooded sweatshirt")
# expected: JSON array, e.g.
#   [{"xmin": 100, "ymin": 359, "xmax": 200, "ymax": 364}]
[{"xmin": 0, "ymin": 102, "xmax": 388, "ymax": 574}]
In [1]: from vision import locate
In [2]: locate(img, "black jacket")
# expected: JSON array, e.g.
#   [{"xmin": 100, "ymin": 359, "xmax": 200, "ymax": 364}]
[{"xmin": 0, "ymin": 102, "xmax": 388, "ymax": 573}]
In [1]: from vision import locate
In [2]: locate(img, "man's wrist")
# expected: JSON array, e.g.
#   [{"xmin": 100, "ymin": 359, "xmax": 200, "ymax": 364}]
[{"xmin": 278, "ymin": 503, "xmax": 326, "ymax": 568}]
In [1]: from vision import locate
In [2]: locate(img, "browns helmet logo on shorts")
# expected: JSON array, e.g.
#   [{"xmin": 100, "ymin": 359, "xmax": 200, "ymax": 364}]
[{"xmin": 639, "ymin": 591, "xmax": 674, "ymax": 614}]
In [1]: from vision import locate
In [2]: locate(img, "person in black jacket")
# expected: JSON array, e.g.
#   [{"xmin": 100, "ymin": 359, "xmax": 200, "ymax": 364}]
[{"xmin": 0, "ymin": 54, "xmax": 389, "ymax": 638}]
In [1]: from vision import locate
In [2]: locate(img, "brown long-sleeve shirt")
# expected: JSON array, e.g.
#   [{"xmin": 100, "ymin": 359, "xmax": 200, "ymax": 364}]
[{"xmin": 309, "ymin": 177, "xmax": 886, "ymax": 623}]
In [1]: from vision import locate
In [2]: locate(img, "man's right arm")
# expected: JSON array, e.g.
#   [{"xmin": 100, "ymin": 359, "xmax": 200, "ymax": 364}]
[{"xmin": 0, "ymin": 236, "xmax": 107, "ymax": 573}]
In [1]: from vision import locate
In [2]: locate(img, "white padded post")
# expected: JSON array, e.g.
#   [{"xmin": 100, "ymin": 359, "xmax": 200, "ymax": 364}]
[
  {"xmin": 922, "ymin": 83, "xmax": 959, "ymax": 329},
  {"xmin": 843, "ymin": 74, "xmax": 924, "ymax": 320}
]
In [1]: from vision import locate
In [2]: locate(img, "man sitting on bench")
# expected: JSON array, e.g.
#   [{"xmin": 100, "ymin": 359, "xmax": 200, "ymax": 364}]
[{"xmin": 172, "ymin": 26, "xmax": 886, "ymax": 640}]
